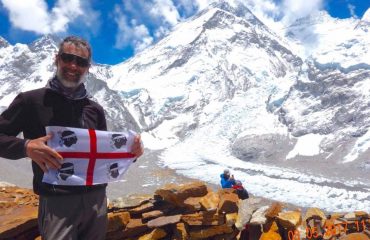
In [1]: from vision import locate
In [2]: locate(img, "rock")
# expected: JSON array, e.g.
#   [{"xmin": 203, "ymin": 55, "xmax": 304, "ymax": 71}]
[
  {"xmin": 110, "ymin": 194, "xmax": 152, "ymax": 209},
  {"xmin": 107, "ymin": 211, "xmax": 130, "ymax": 232},
  {"xmin": 304, "ymin": 207, "xmax": 326, "ymax": 226},
  {"xmin": 265, "ymin": 202, "xmax": 283, "ymax": 220},
  {"xmin": 142, "ymin": 210, "xmax": 165, "ymax": 222},
  {"xmin": 226, "ymin": 213, "xmax": 238, "ymax": 226},
  {"xmin": 276, "ymin": 210, "xmax": 302, "ymax": 228},
  {"xmin": 182, "ymin": 211, "xmax": 225, "ymax": 226},
  {"xmin": 154, "ymin": 181, "xmax": 208, "ymax": 208},
  {"xmin": 340, "ymin": 232, "xmax": 370, "ymax": 240},
  {"xmin": 189, "ymin": 224, "xmax": 234, "ymax": 239},
  {"xmin": 354, "ymin": 211, "xmax": 368, "ymax": 218},
  {"xmin": 217, "ymin": 189, "xmax": 239, "ymax": 214},
  {"xmin": 147, "ymin": 214, "xmax": 182, "ymax": 228},
  {"xmin": 122, "ymin": 219, "xmax": 149, "ymax": 238},
  {"xmin": 235, "ymin": 198, "xmax": 262, "ymax": 230},
  {"xmin": 0, "ymin": 187, "xmax": 39, "ymax": 240},
  {"xmin": 344, "ymin": 212, "xmax": 357, "ymax": 221},
  {"xmin": 250, "ymin": 206, "xmax": 269, "ymax": 225},
  {"xmin": 128, "ymin": 202, "xmax": 154, "ymax": 216},
  {"xmin": 171, "ymin": 222, "xmax": 188, "ymax": 240},
  {"xmin": 200, "ymin": 191, "xmax": 219, "ymax": 211},
  {"xmin": 323, "ymin": 218, "xmax": 340, "ymax": 239},
  {"xmin": 138, "ymin": 228, "xmax": 167, "ymax": 240},
  {"xmin": 183, "ymin": 196, "xmax": 202, "ymax": 212},
  {"xmin": 260, "ymin": 221, "xmax": 282, "ymax": 240}
]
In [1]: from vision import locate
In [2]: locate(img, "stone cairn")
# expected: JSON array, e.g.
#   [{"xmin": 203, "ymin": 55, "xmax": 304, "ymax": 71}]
[{"xmin": 1, "ymin": 181, "xmax": 370, "ymax": 239}]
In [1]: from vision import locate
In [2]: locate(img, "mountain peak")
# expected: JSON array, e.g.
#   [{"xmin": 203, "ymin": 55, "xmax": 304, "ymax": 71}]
[
  {"xmin": 362, "ymin": 8, "xmax": 370, "ymax": 22},
  {"xmin": 29, "ymin": 34, "xmax": 61, "ymax": 52},
  {"xmin": 0, "ymin": 36, "xmax": 9, "ymax": 48},
  {"xmin": 209, "ymin": 0, "xmax": 254, "ymax": 19}
]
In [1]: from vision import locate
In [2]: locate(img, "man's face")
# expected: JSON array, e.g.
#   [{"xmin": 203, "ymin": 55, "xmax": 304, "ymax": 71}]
[{"xmin": 56, "ymin": 43, "xmax": 90, "ymax": 88}]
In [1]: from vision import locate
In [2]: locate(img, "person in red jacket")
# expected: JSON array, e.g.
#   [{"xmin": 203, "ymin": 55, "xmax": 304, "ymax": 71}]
[{"xmin": 232, "ymin": 180, "xmax": 249, "ymax": 200}]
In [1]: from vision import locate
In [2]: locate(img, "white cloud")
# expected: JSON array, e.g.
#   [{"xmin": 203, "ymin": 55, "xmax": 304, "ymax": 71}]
[
  {"xmin": 281, "ymin": 0, "xmax": 323, "ymax": 25},
  {"xmin": 1, "ymin": 0, "xmax": 51, "ymax": 33},
  {"xmin": 113, "ymin": 6, "xmax": 153, "ymax": 53},
  {"xmin": 150, "ymin": 0, "xmax": 180, "ymax": 26},
  {"xmin": 0, "ymin": 0, "xmax": 98, "ymax": 34},
  {"xmin": 347, "ymin": 4, "xmax": 357, "ymax": 18}
]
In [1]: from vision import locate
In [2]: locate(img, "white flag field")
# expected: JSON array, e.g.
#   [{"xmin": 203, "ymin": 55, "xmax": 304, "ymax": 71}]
[{"xmin": 42, "ymin": 126, "xmax": 137, "ymax": 186}]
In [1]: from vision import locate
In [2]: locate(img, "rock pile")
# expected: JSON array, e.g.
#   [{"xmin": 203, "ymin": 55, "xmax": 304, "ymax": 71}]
[
  {"xmin": 107, "ymin": 181, "xmax": 240, "ymax": 239},
  {"xmin": 1, "ymin": 181, "xmax": 370, "ymax": 240}
]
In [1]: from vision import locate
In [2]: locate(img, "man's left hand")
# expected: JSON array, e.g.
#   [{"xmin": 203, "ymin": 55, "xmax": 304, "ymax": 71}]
[{"xmin": 131, "ymin": 135, "xmax": 144, "ymax": 158}]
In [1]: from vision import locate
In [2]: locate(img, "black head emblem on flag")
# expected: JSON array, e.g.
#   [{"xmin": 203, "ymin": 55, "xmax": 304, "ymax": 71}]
[
  {"xmin": 58, "ymin": 130, "xmax": 78, "ymax": 147},
  {"xmin": 110, "ymin": 134, "xmax": 127, "ymax": 149},
  {"xmin": 109, "ymin": 163, "xmax": 119, "ymax": 179},
  {"xmin": 57, "ymin": 162, "xmax": 75, "ymax": 181}
]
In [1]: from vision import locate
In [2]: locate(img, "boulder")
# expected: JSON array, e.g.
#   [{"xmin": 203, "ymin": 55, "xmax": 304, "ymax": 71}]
[
  {"xmin": 340, "ymin": 232, "xmax": 370, "ymax": 240},
  {"xmin": 250, "ymin": 206, "xmax": 269, "ymax": 225},
  {"xmin": 142, "ymin": 210, "xmax": 165, "ymax": 222},
  {"xmin": 147, "ymin": 215, "xmax": 182, "ymax": 228},
  {"xmin": 107, "ymin": 211, "xmax": 130, "ymax": 232},
  {"xmin": 265, "ymin": 202, "xmax": 283, "ymax": 220},
  {"xmin": 182, "ymin": 211, "xmax": 225, "ymax": 226},
  {"xmin": 226, "ymin": 213, "xmax": 238, "ymax": 226},
  {"xmin": 138, "ymin": 228, "xmax": 167, "ymax": 240},
  {"xmin": 154, "ymin": 182, "xmax": 208, "ymax": 208},
  {"xmin": 235, "ymin": 198, "xmax": 262, "ymax": 230},
  {"xmin": 276, "ymin": 210, "xmax": 302, "ymax": 228},
  {"xmin": 304, "ymin": 207, "xmax": 326, "ymax": 227},
  {"xmin": 122, "ymin": 218, "xmax": 149, "ymax": 238},
  {"xmin": 0, "ymin": 186, "xmax": 39, "ymax": 240},
  {"xmin": 217, "ymin": 189, "xmax": 239, "ymax": 214},
  {"xmin": 200, "ymin": 191, "xmax": 219, "ymax": 211},
  {"xmin": 171, "ymin": 222, "xmax": 188, "ymax": 240},
  {"xmin": 260, "ymin": 221, "xmax": 282, "ymax": 240},
  {"xmin": 189, "ymin": 224, "xmax": 234, "ymax": 239},
  {"xmin": 183, "ymin": 196, "xmax": 202, "ymax": 212}
]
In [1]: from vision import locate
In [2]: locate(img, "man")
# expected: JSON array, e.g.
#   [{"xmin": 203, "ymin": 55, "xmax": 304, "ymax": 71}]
[
  {"xmin": 0, "ymin": 36, "xmax": 144, "ymax": 239},
  {"xmin": 232, "ymin": 180, "xmax": 249, "ymax": 200},
  {"xmin": 220, "ymin": 169, "xmax": 236, "ymax": 188}
]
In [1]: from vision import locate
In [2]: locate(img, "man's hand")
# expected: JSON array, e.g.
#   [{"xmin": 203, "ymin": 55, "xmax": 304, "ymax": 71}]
[
  {"xmin": 26, "ymin": 134, "xmax": 63, "ymax": 173},
  {"xmin": 131, "ymin": 135, "xmax": 144, "ymax": 158}
]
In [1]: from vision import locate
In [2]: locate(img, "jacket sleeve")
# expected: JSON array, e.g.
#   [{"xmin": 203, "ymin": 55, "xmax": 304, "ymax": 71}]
[
  {"xmin": 98, "ymin": 105, "xmax": 107, "ymax": 131},
  {"xmin": 0, "ymin": 93, "xmax": 28, "ymax": 159}
]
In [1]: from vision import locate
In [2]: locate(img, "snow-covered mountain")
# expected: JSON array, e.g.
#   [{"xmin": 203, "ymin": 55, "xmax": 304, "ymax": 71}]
[{"xmin": 0, "ymin": 1, "xmax": 369, "ymax": 211}]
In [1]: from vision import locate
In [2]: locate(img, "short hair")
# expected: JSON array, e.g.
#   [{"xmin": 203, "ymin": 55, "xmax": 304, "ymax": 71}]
[
  {"xmin": 224, "ymin": 169, "xmax": 230, "ymax": 175},
  {"xmin": 58, "ymin": 36, "xmax": 92, "ymax": 62}
]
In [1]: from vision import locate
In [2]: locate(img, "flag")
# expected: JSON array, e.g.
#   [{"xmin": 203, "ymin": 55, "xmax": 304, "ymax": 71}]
[{"xmin": 42, "ymin": 126, "xmax": 137, "ymax": 186}]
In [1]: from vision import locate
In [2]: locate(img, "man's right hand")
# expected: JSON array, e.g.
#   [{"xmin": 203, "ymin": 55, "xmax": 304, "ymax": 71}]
[{"xmin": 26, "ymin": 134, "xmax": 63, "ymax": 173}]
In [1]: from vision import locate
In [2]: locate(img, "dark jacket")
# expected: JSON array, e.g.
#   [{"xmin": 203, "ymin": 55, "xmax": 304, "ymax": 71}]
[
  {"xmin": 220, "ymin": 173, "xmax": 236, "ymax": 188},
  {"xmin": 0, "ymin": 87, "xmax": 107, "ymax": 196},
  {"xmin": 232, "ymin": 185, "xmax": 249, "ymax": 200}
]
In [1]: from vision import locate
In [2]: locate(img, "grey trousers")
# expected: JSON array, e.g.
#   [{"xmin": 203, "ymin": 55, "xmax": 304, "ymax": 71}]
[{"xmin": 38, "ymin": 188, "xmax": 107, "ymax": 240}]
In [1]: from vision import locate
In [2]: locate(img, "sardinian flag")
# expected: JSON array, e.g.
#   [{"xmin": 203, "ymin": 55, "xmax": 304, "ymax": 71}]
[{"xmin": 42, "ymin": 126, "xmax": 137, "ymax": 186}]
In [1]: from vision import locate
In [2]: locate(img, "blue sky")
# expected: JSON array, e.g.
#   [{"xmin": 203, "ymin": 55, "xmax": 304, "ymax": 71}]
[{"xmin": 0, "ymin": 0, "xmax": 368, "ymax": 65}]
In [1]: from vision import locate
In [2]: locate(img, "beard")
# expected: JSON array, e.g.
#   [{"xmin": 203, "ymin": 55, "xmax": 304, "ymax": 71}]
[{"xmin": 56, "ymin": 67, "xmax": 87, "ymax": 89}]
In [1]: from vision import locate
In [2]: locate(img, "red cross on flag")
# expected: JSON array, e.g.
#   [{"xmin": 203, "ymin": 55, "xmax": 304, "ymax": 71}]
[{"xmin": 42, "ymin": 126, "xmax": 137, "ymax": 186}]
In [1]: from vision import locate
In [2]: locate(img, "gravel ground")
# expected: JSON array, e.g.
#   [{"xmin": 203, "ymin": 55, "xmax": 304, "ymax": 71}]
[{"xmin": 0, "ymin": 151, "xmax": 301, "ymax": 211}]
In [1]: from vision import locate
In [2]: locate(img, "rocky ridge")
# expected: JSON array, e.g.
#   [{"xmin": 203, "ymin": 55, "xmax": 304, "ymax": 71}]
[{"xmin": 1, "ymin": 182, "xmax": 370, "ymax": 240}]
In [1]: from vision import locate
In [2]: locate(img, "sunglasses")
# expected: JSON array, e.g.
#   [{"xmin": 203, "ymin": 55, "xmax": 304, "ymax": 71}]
[{"xmin": 59, "ymin": 52, "xmax": 90, "ymax": 67}]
